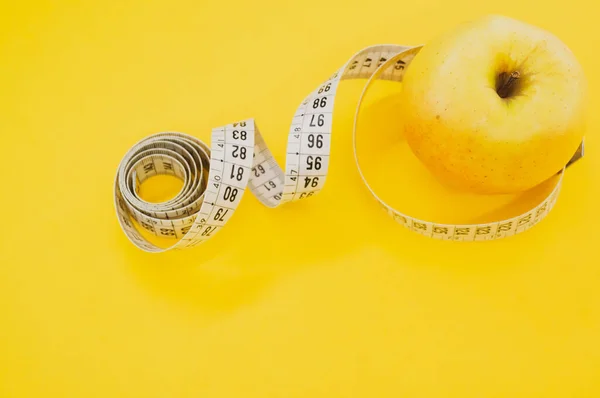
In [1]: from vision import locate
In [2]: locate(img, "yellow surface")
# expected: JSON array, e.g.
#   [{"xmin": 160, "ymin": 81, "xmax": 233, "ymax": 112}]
[{"xmin": 1, "ymin": 1, "xmax": 599, "ymax": 397}]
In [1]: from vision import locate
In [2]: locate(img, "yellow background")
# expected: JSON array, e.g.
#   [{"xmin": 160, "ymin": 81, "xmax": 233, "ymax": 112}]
[{"xmin": 1, "ymin": 0, "xmax": 599, "ymax": 397}]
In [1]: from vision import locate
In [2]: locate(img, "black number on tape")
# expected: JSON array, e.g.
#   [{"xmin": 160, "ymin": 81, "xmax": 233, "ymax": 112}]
[
  {"xmin": 306, "ymin": 156, "xmax": 322, "ymax": 171},
  {"xmin": 299, "ymin": 191, "xmax": 314, "ymax": 199},
  {"xmin": 214, "ymin": 208, "xmax": 228, "ymax": 222},
  {"xmin": 232, "ymin": 145, "xmax": 247, "ymax": 159},
  {"xmin": 312, "ymin": 97, "xmax": 327, "ymax": 109},
  {"xmin": 264, "ymin": 180, "xmax": 277, "ymax": 191},
  {"xmin": 395, "ymin": 59, "xmax": 406, "ymax": 70},
  {"xmin": 318, "ymin": 83, "xmax": 331, "ymax": 94},
  {"xmin": 309, "ymin": 114, "xmax": 325, "ymax": 127},
  {"xmin": 232, "ymin": 130, "xmax": 247, "ymax": 140},
  {"xmin": 307, "ymin": 134, "xmax": 323, "ymax": 149},
  {"xmin": 223, "ymin": 186, "xmax": 238, "ymax": 202},
  {"xmin": 252, "ymin": 164, "xmax": 265, "ymax": 177},
  {"xmin": 231, "ymin": 164, "xmax": 244, "ymax": 181},
  {"xmin": 304, "ymin": 177, "xmax": 319, "ymax": 188},
  {"xmin": 141, "ymin": 222, "xmax": 155, "ymax": 232},
  {"xmin": 201, "ymin": 226, "xmax": 215, "ymax": 236}
]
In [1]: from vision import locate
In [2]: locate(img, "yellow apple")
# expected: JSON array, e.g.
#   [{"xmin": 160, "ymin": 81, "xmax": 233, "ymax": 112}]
[{"xmin": 400, "ymin": 15, "xmax": 587, "ymax": 194}]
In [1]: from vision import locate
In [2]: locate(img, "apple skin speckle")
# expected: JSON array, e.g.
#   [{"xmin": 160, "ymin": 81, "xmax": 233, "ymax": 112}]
[{"xmin": 398, "ymin": 14, "xmax": 587, "ymax": 194}]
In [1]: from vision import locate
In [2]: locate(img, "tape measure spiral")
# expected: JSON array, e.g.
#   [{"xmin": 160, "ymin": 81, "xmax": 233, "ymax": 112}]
[{"xmin": 114, "ymin": 44, "xmax": 583, "ymax": 252}]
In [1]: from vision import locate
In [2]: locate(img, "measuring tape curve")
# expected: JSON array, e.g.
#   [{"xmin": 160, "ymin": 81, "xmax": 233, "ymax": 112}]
[{"xmin": 114, "ymin": 44, "xmax": 581, "ymax": 252}]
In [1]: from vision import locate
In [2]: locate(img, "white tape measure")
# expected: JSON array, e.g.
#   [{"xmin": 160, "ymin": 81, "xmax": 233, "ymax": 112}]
[{"xmin": 114, "ymin": 45, "xmax": 584, "ymax": 252}]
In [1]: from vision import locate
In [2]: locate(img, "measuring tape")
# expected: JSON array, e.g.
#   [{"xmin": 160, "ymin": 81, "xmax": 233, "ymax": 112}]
[{"xmin": 114, "ymin": 45, "xmax": 584, "ymax": 252}]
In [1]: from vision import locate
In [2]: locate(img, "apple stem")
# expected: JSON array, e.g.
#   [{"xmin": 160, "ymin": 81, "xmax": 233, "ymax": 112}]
[{"xmin": 496, "ymin": 71, "xmax": 521, "ymax": 99}]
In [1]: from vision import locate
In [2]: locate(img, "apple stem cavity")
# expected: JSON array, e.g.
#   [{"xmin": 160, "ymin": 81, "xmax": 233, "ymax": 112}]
[{"xmin": 496, "ymin": 70, "xmax": 521, "ymax": 99}]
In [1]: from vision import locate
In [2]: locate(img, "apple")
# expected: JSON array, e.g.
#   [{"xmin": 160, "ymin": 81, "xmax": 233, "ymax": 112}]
[{"xmin": 400, "ymin": 15, "xmax": 587, "ymax": 194}]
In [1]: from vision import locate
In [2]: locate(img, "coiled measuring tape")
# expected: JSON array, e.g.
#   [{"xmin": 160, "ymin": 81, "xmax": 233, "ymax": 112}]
[{"xmin": 114, "ymin": 45, "xmax": 584, "ymax": 252}]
